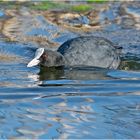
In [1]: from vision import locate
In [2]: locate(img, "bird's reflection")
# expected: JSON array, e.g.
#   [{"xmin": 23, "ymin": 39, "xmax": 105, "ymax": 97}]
[
  {"xmin": 38, "ymin": 66, "xmax": 64, "ymax": 81},
  {"xmin": 38, "ymin": 66, "xmax": 110, "ymax": 81}
]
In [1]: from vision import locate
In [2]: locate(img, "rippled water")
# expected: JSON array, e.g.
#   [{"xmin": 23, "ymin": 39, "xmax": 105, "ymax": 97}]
[{"xmin": 0, "ymin": 1, "xmax": 140, "ymax": 139}]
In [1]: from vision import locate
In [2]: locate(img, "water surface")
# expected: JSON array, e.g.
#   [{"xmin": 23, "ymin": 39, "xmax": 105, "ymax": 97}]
[{"xmin": 0, "ymin": 1, "xmax": 140, "ymax": 139}]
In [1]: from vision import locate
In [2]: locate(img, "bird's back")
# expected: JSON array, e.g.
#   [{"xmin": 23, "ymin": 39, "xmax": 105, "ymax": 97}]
[{"xmin": 57, "ymin": 36, "xmax": 121, "ymax": 69}]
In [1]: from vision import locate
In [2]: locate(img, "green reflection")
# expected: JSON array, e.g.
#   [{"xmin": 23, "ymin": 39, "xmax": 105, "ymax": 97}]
[{"xmin": 120, "ymin": 60, "xmax": 140, "ymax": 71}]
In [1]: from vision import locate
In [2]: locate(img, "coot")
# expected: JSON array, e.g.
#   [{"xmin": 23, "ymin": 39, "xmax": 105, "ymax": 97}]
[{"xmin": 27, "ymin": 36, "xmax": 122, "ymax": 69}]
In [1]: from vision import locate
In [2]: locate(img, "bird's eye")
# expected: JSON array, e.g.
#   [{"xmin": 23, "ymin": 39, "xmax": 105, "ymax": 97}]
[{"xmin": 42, "ymin": 54, "xmax": 48, "ymax": 59}]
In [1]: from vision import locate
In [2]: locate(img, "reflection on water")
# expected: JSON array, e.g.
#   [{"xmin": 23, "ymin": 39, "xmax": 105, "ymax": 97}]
[
  {"xmin": 0, "ymin": 54, "xmax": 140, "ymax": 139},
  {"xmin": 38, "ymin": 66, "xmax": 110, "ymax": 81},
  {"xmin": 0, "ymin": 1, "xmax": 140, "ymax": 139}
]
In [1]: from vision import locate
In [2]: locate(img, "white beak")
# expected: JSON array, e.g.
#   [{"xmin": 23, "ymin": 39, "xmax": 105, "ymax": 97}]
[
  {"xmin": 27, "ymin": 48, "xmax": 44, "ymax": 67},
  {"xmin": 27, "ymin": 58, "xmax": 40, "ymax": 67}
]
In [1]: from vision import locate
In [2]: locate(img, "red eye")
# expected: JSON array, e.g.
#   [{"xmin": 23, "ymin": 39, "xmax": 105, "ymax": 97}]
[{"xmin": 42, "ymin": 53, "xmax": 48, "ymax": 59}]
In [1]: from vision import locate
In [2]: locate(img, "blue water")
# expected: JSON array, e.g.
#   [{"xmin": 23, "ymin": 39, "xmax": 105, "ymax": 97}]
[
  {"xmin": 0, "ymin": 1, "xmax": 140, "ymax": 139},
  {"xmin": 0, "ymin": 41, "xmax": 140, "ymax": 139}
]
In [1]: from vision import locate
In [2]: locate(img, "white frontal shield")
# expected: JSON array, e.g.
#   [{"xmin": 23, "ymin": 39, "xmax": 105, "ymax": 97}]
[{"xmin": 27, "ymin": 48, "xmax": 44, "ymax": 67}]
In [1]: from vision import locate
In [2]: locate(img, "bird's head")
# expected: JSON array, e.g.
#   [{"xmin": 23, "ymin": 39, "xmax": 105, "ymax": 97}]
[{"xmin": 27, "ymin": 48, "xmax": 65, "ymax": 67}]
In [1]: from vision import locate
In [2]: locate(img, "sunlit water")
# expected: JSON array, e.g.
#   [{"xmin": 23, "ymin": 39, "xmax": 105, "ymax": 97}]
[{"xmin": 0, "ymin": 1, "xmax": 140, "ymax": 139}]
